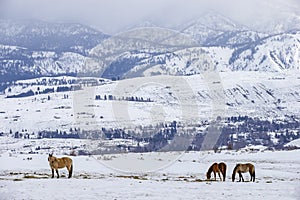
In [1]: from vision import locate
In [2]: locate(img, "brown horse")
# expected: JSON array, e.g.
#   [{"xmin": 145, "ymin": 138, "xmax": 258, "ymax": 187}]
[
  {"xmin": 48, "ymin": 154, "xmax": 73, "ymax": 178},
  {"xmin": 232, "ymin": 163, "xmax": 255, "ymax": 182},
  {"xmin": 206, "ymin": 162, "xmax": 227, "ymax": 181}
]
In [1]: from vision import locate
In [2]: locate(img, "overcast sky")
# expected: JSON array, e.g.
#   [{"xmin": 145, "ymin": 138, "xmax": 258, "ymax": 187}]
[{"xmin": 0, "ymin": 0, "xmax": 299, "ymax": 34}]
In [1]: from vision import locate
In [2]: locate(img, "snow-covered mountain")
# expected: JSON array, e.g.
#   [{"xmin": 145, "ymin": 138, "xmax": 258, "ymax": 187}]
[
  {"xmin": 0, "ymin": 12, "xmax": 300, "ymax": 83},
  {"xmin": 204, "ymin": 30, "xmax": 268, "ymax": 48},
  {"xmin": 0, "ymin": 45, "xmax": 89, "ymax": 82},
  {"xmin": 180, "ymin": 12, "xmax": 243, "ymax": 45},
  {"xmin": 123, "ymin": 20, "xmax": 160, "ymax": 32},
  {"xmin": 229, "ymin": 31, "xmax": 300, "ymax": 71},
  {"xmin": 86, "ymin": 12, "xmax": 300, "ymax": 79},
  {"xmin": 0, "ymin": 19, "xmax": 108, "ymax": 55},
  {"xmin": 0, "ymin": 20, "xmax": 109, "ymax": 82},
  {"xmin": 97, "ymin": 31, "xmax": 300, "ymax": 78},
  {"xmin": 248, "ymin": 14, "xmax": 300, "ymax": 34}
]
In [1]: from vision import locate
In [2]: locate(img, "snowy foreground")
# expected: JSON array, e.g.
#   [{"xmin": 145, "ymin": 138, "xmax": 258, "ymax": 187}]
[{"xmin": 0, "ymin": 149, "xmax": 300, "ymax": 200}]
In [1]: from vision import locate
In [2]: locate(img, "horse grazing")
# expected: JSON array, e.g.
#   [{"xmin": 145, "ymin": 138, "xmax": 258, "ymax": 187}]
[
  {"xmin": 48, "ymin": 154, "xmax": 73, "ymax": 178},
  {"xmin": 206, "ymin": 162, "xmax": 227, "ymax": 181},
  {"xmin": 232, "ymin": 163, "xmax": 255, "ymax": 182}
]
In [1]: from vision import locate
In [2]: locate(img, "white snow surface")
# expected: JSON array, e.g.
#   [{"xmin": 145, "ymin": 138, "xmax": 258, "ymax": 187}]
[
  {"xmin": 286, "ymin": 138, "xmax": 300, "ymax": 147},
  {"xmin": 0, "ymin": 148, "xmax": 299, "ymax": 200},
  {"xmin": 0, "ymin": 71, "xmax": 299, "ymax": 133}
]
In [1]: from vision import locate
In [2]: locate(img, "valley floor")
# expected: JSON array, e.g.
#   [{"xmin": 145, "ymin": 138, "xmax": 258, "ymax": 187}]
[{"xmin": 0, "ymin": 150, "xmax": 300, "ymax": 200}]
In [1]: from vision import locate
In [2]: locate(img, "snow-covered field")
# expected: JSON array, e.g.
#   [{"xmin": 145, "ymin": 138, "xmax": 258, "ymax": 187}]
[
  {"xmin": 0, "ymin": 71, "xmax": 299, "ymax": 199},
  {"xmin": 0, "ymin": 149, "xmax": 300, "ymax": 200},
  {"xmin": 1, "ymin": 71, "xmax": 299, "ymax": 133},
  {"xmin": 286, "ymin": 138, "xmax": 300, "ymax": 148}
]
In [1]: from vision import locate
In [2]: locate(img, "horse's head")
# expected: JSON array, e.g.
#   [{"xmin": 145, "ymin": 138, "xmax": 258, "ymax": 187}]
[
  {"xmin": 231, "ymin": 173, "xmax": 235, "ymax": 182},
  {"xmin": 48, "ymin": 154, "xmax": 54, "ymax": 162},
  {"xmin": 232, "ymin": 164, "xmax": 240, "ymax": 182},
  {"xmin": 206, "ymin": 172, "xmax": 211, "ymax": 180}
]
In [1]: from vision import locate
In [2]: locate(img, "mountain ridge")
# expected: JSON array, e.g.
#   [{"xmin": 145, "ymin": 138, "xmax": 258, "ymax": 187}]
[{"xmin": 0, "ymin": 14, "xmax": 300, "ymax": 83}]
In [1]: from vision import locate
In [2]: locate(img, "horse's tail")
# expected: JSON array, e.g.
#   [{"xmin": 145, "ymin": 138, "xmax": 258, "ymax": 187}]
[{"xmin": 68, "ymin": 164, "xmax": 73, "ymax": 178}]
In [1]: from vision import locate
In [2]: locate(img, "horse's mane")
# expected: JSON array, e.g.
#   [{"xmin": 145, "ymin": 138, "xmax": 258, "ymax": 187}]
[
  {"xmin": 232, "ymin": 164, "xmax": 240, "ymax": 174},
  {"xmin": 207, "ymin": 163, "xmax": 217, "ymax": 175}
]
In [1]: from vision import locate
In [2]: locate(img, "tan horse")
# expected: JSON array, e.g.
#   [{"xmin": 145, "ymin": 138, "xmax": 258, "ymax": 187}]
[
  {"xmin": 232, "ymin": 163, "xmax": 255, "ymax": 182},
  {"xmin": 48, "ymin": 154, "xmax": 73, "ymax": 178},
  {"xmin": 206, "ymin": 162, "xmax": 227, "ymax": 181}
]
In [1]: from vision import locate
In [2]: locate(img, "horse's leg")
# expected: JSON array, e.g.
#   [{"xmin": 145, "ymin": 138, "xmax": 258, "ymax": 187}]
[
  {"xmin": 51, "ymin": 169, "xmax": 54, "ymax": 178},
  {"xmin": 217, "ymin": 171, "xmax": 222, "ymax": 181},
  {"xmin": 222, "ymin": 170, "xmax": 226, "ymax": 181},
  {"xmin": 56, "ymin": 169, "xmax": 59, "ymax": 178},
  {"xmin": 238, "ymin": 172, "xmax": 243, "ymax": 182},
  {"xmin": 67, "ymin": 164, "xmax": 73, "ymax": 178},
  {"xmin": 251, "ymin": 171, "xmax": 255, "ymax": 182},
  {"xmin": 223, "ymin": 166, "xmax": 227, "ymax": 181},
  {"xmin": 213, "ymin": 171, "xmax": 216, "ymax": 181},
  {"xmin": 239, "ymin": 172, "xmax": 244, "ymax": 182}
]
